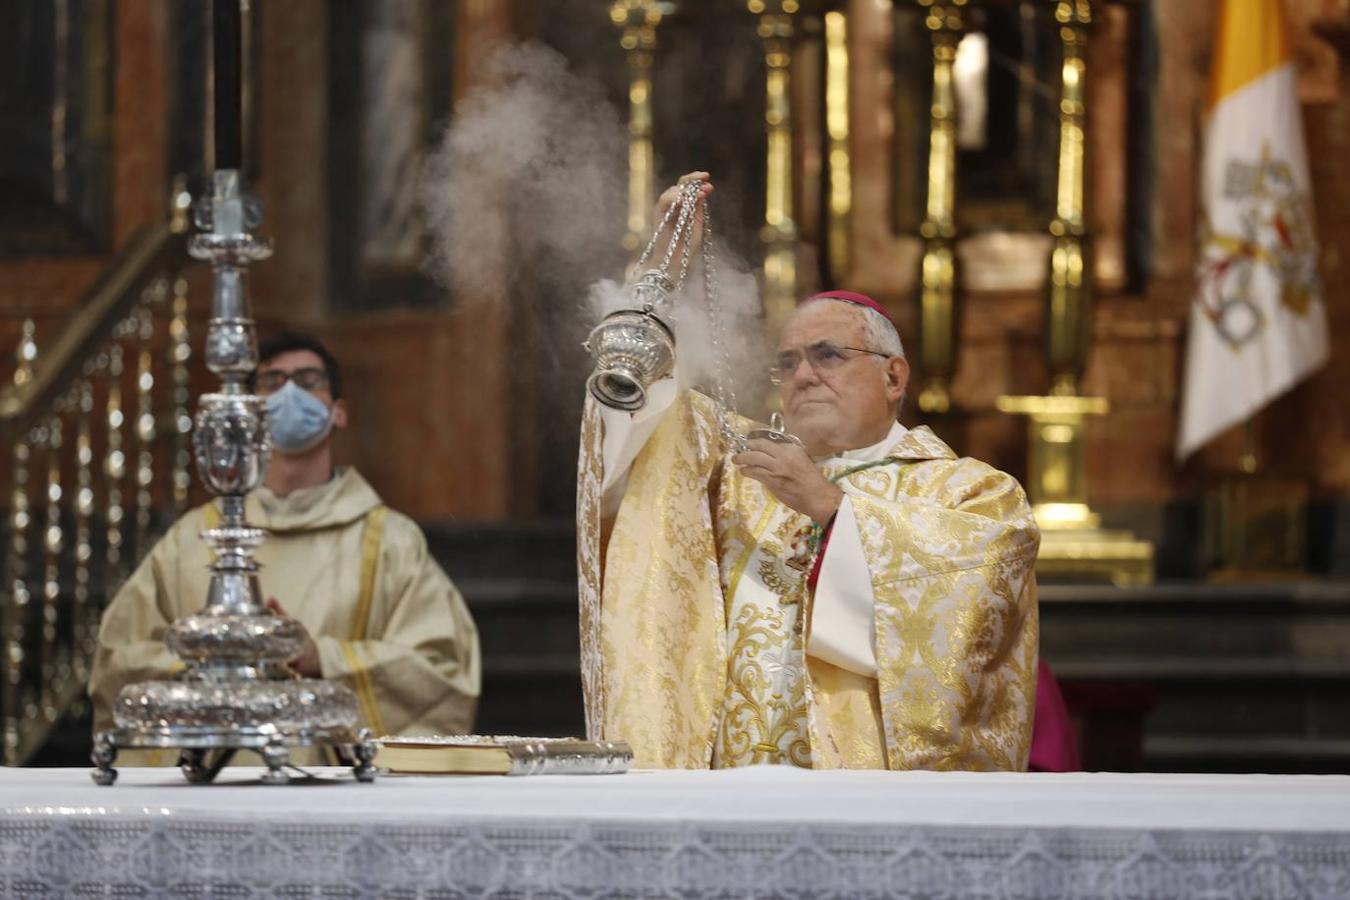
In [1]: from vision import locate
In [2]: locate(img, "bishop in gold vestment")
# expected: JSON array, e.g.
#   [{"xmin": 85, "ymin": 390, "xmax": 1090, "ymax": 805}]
[{"xmin": 578, "ymin": 204, "xmax": 1038, "ymax": 769}]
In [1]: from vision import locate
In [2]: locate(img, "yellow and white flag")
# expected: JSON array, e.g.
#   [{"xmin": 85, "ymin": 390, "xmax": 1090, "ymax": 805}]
[{"xmin": 1177, "ymin": 0, "xmax": 1328, "ymax": 461}]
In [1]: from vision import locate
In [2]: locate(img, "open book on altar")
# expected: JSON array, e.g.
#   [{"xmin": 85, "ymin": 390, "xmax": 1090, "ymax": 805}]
[{"xmin": 373, "ymin": 735, "xmax": 634, "ymax": 775}]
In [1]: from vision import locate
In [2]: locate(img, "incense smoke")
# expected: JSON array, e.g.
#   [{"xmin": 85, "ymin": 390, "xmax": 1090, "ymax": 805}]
[{"xmin": 422, "ymin": 42, "xmax": 769, "ymax": 411}]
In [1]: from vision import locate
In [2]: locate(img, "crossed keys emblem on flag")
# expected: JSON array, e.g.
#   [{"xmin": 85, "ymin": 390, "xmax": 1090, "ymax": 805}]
[{"xmin": 1195, "ymin": 145, "xmax": 1320, "ymax": 350}]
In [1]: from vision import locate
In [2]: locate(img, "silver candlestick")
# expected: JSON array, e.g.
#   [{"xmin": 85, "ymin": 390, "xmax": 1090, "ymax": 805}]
[{"xmin": 92, "ymin": 170, "xmax": 376, "ymax": 786}]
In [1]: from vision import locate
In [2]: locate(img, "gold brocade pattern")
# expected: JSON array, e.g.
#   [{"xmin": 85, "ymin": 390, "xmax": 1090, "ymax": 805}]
[
  {"xmin": 805, "ymin": 656, "xmax": 886, "ymax": 769},
  {"xmin": 713, "ymin": 513, "xmax": 813, "ymax": 768},
  {"xmin": 577, "ymin": 391, "xmax": 1040, "ymax": 771},
  {"xmin": 583, "ymin": 394, "xmax": 729, "ymax": 768},
  {"xmin": 713, "ymin": 604, "xmax": 811, "ymax": 767}
]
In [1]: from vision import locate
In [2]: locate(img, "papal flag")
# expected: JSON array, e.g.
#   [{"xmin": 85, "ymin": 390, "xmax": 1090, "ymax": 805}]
[{"xmin": 1176, "ymin": 0, "xmax": 1329, "ymax": 461}]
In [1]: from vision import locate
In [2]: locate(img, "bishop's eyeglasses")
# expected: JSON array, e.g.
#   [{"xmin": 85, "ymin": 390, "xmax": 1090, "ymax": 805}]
[{"xmin": 769, "ymin": 342, "xmax": 891, "ymax": 384}]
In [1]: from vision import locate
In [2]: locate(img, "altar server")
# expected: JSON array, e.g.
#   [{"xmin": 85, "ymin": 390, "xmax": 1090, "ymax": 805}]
[{"xmin": 90, "ymin": 332, "xmax": 480, "ymax": 757}]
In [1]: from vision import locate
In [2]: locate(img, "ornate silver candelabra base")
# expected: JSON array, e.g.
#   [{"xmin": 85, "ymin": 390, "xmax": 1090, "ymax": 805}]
[
  {"xmin": 95, "ymin": 675, "xmax": 376, "ymax": 784},
  {"xmin": 93, "ymin": 721, "xmax": 376, "ymax": 786}
]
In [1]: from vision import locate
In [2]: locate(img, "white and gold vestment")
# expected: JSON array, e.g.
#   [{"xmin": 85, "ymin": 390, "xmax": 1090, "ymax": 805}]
[{"xmin": 578, "ymin": 387, "xmax": 1039, "ymax": 770}]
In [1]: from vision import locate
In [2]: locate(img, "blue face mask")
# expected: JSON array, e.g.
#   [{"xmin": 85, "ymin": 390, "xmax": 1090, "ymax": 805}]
[{"xmin": 264, "ymin": 380, "xmax": 333, "ymax": 454}]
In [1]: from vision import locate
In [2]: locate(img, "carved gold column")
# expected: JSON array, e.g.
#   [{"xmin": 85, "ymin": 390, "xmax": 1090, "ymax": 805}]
[
  {"xmin": 1046, "ymin": 0, "xmax": 1091, "ymax": 396},
  {"xmin": 750, "ymin": 0, "xmax": 800, "ymax": 335},
  {"xmin": 823, "ymin": 8, "xmax": 851, "ymax": 279},
  {"xmin": 915, "ymin": 0, "xmax": 964, "ymax": 414},
  {"xmin": 997, "ymin": 0, "xmax": 1151, "ymax": 586},
  {"xmin": 611, "ymin": 1, "xmax": 667, "ymax": 258}
]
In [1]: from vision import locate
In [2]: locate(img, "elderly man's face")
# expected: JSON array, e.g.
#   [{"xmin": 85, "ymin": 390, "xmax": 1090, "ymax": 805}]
[{"xmin": 776, "ymin": 302, "xmax": 909, "ymax": 458}]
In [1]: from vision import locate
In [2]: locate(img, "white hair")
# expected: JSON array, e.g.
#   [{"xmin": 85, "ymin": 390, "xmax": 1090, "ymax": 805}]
[
  {"xmin": 801, "ymin": 297, "xmax": 905, "ymax": 359},
  {"xmin": 858, "ymin": 305, "xmax": 905, "ymax": 359}
]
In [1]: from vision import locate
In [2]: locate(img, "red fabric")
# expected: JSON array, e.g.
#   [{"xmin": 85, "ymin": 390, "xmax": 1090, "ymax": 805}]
[
  {"xmin": 805, "ymin": 290, "xmax": 894, "ymax": 324},
  {"xmin": 1028, "ymin": 659, "xmax": 1081, "ymax": 772}
]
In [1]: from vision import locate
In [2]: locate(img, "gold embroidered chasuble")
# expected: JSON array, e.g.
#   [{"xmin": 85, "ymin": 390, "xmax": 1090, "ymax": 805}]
[{"xmin": 577, "ymin": 391, "xmax": 1040, "ymax": 770}]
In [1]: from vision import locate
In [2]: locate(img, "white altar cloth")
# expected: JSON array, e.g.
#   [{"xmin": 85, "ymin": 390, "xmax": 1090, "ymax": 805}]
[{"xmin": 2, "ymin": 766, "xmax": 1348, "ymax": 898}]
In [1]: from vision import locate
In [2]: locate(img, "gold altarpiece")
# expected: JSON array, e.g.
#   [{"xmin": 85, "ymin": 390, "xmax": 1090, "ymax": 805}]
[
  {"xmin": 611, "ymin": 0, "xmax": 1155, "ymax": 584},
  {"xmin": 995, "ymin": 0, "xmax": 1153, "ymax": 585}
]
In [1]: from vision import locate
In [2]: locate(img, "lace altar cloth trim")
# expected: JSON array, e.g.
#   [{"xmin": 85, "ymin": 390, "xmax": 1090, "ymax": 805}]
[
  {"xmin": 1, "ymin": 814, "xmax": 1347, "ymax": 898},
  {"xmin": 2, "ymin": 767, "xmax": 1349, "ymax": 897}
]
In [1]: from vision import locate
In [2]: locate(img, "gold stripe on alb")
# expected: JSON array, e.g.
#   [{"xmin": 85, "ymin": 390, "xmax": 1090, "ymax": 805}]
[
  {"xmin": 350, "ymin": 506, "xmax": 387, "ymax": 642},
  {"xmin": 340, "ymin": 640, "xmax": 387, "ymax": 738},
  {"xmin": 343, "ymin": 506, "xmax": 388, "ymax": 736}
]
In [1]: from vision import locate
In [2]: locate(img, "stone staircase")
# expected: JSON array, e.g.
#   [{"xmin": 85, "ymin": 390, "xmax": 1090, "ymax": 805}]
[
  {"xmin": 1041, "ymin": 581, "xmax": 1350, "ymax": 774},
  {"xmin": 423, "ymin": 520, "xmax": 584, "ymax": 739}
]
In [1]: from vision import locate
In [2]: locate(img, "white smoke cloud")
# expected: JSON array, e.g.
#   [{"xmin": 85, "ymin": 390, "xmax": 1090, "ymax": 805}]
[
  {"xmin": 423, "ymin": 42, "xmax": 769, "ymax": 412},
  {"xmin": 422, "ymin": 42, "xmax": 628, "ymax": 301}
]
